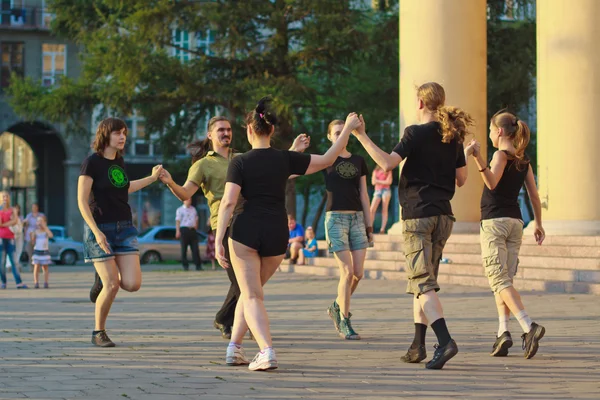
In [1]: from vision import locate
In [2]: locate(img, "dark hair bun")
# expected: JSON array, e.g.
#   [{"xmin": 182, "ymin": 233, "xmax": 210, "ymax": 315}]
[{"xmin": 255, "ymin": 96, "xmax": 278, "ymax": 126}]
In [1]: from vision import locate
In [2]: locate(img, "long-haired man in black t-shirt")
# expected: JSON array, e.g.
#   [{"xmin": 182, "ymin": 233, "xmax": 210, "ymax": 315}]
[{"xmin": 352, "ymin": 82, "xmax": 473, "ymax": 370}]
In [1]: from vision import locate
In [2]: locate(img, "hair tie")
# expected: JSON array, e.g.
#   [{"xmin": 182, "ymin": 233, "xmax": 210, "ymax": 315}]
[
  {"xmin": 259, "ymin": 113, "xmax": 264, "ymax": 119},
  {"xmin": 514, "ymin": 116, "xmax": 519, "ymax": 126}
]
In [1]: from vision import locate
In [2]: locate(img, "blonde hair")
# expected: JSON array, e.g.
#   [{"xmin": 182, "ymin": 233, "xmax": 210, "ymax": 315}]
[
  {"xmin": 416, "ymin": 82, "xmax": 474, "ymax": 144},
  {"xmin": 491, "ymin": 110, "xmax": 530, "ymax": 170}
]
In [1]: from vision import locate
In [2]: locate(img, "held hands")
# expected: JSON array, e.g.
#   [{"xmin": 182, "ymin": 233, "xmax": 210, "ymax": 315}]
[
  {"xmin": 151, "ymin": 165, "xmax": 164, "ymax": 181},
  {"xmin": 352, "ymin": 114, "xmax": 367, "ymax": 137},
  {"xmin": 344, "ymin": 112, "xmax": 361, "ymax": 132},
  {"xmin": 291, "ymin": 133, "xmax": 311, "ymax": 153},
  {"xmin": 159, "ymin": 169, "xmax": 173, "ymax": 185},
  {"xmin": 464, "ymin": 139, "xmax": 480, "ymax": 157},
  {"xmin": 534, "ymin": 223, "xmax": 545, "ymax": 245},
  {"xmin": 215, "ymin": 241, "xmax": 230, "ymax": 269}
]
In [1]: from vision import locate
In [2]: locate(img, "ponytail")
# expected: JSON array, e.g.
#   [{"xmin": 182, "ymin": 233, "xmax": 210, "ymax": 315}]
[
  {"xmin": 513, "ymin": 120, "xmax": 531, "ymax": 170},
  {"xmin": 437, "ymin": 106, "xmax": 474, "ymax": 144},
  {"xmin": 491, "ymin": 110, "xmax": 530, "ymax": 170},
  {"xmin": 245, "ymin": 96, "xmax": 278, "ymax": 136},
  {"xmin": 187, "ymin": 138, "xmax": 212, "ymax": 164}
]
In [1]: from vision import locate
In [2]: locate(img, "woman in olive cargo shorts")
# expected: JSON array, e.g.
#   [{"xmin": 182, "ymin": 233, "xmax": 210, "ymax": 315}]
[
  {"xmin": 352, "ymin": 82, "xmax": 472, "ymax": 370},
  {"xmin": 466, "ymin": 110, "xmax": 546, "ymax": 360}
]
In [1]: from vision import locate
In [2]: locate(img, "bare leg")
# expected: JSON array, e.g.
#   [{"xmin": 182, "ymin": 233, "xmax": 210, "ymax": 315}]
[
  {"xmin": 298, "ymin": 250, "xmax": 305, "ymax": 265},
  {"xmin": 418, "ymin": 291, "xmax": 444, "ymax": 323},
  {"xmin": 115, "ymin": 254, "xmax": 142, "ymax": 292},
  {"xmin": 33, "ymin": 264, "xmax": 40, "ymax": 285},
  {"xmin": 332, "ymin": 250, "xmax": 354, "ymax": 318},
  {"xmin": 380, "ymin": 194, "xmax": 391, "ymax": 233},
  {"xmin": 413, "ymin": 295, "xmax": 428, "ymax": 325},
  {"xmin": 94, "ymin": 260, "xmax": 120, "ymax": 331},
  {"xmin": 349, "ymin": 248, "xmax": 366, "ymax": 295},
  {"xmin": 289, "ymin": 242, "xmax": 302, "ymax": 261},
  {"xmin": 370, "ymin": 196, "xmax": 381, "ymax": 223},
  {"xmin": 229, "ymin": 239, "xmax": 283, "ymax": 350},
  {"xmin": 498, "ymin": 286, "xmax": 525, "ymax": 315},
  {"xmin": 42, "ymin": 265, "xmax": 49, "ymax": 285}
]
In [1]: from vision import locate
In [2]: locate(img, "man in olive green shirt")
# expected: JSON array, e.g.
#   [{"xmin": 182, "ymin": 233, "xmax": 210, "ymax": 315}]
[{"xmin": 160, "ymin": 116, "xmax": 309, "ymax": 338}]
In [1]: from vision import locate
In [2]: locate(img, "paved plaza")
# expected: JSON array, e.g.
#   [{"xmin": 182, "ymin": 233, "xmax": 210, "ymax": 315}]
[{"xmin": 0, "ymin": 266, "xmax": 598, "ymax": 400}]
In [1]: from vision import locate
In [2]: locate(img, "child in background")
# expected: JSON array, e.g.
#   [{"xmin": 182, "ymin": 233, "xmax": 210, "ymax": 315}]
[
  {"xmin": 298, "ymin": 226, "xmax": 318, "ymax": 265},
  {"xmin": 31, "ymin": 216, "xmax": 53, "ymax": 289}
]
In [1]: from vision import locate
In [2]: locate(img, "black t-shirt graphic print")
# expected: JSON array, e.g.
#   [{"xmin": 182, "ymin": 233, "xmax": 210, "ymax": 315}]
[
  {"xmin": 80, "ymin": 153, "xmax": 133, "ymax": 224},
  {"xmin": 323, "ymin": 155, "xmax": 368, "ymax": 212}
]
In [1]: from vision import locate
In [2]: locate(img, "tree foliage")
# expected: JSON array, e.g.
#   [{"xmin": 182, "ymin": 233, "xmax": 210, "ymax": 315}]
[{"xmin": 7, "ymin": 0, "xmax": 398, "ymax": 221}]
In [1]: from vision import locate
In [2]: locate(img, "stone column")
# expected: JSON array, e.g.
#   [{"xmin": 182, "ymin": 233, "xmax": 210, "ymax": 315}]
[
  {"xmin": 389, "ymin": 0, "xmax": 487, "ymax": 235},
  {"xmin": 536, "ymin": 0, "xmax": 600, "ymax": 235}
]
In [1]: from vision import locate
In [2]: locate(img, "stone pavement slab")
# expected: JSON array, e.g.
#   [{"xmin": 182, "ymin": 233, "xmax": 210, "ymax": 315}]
[{"xmin": 0, "ymin": 266, "xmax": 599, "ymax": 399}]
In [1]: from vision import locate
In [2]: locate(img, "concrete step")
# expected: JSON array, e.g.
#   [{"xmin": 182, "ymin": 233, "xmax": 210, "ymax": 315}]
[
  {"xmin": 374, "ymin": 233, "xmax": 600, "ymax": 247},
  {"xmin": 299, "ymin": 257, "xmax": 600, "ymax": 284},
  {"xmin": 281, "ymin": 261, "xmax": 600, "ymax": 295}
]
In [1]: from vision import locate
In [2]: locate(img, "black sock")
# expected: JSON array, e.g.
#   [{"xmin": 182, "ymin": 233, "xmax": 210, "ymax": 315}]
[
  {"xmin": 431, "ymin": 318, "xmax": 452, "ymax": 347},
  {"xmin": 411, "ymin": 323, "xmax": 427, "ymax": 348},
  {"xmin": 92, "ymin": 330, "xmax": 105, "ymax": 335}
]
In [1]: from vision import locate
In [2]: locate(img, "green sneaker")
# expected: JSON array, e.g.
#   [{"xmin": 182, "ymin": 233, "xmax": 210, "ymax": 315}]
[
  {"xmin": 327, "ymin": 301, "xmax": 341, "ymax": 331},
  {"xmin": 339, "ymin": 317, "xmax": 361, "ymax": 340}
]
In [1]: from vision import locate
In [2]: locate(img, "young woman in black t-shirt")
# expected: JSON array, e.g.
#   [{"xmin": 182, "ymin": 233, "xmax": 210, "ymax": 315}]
[
  {"xmin": 352, "ymin": 82, "xmax": 472, "ymax": 370},
  {"xmin": 214, "ymin": 97, "xmax": 361, "ymax": 371},
  {"xmin": 323, "ymin": 119, "xmax": 373, "ymax": 341},
  {"xmin": 78, "ymin": 117, "xmax": 163, "ymax": 347},
  {"xmin": 465, "ymin": 111, "xmax": 546, "ymax": 359}
]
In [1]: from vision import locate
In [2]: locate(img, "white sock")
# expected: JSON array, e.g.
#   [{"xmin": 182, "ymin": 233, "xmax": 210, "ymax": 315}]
[
  {"xmin": 498, "ymin": 315, "xmax": 510, "ymax": 336},
  {"xmin": 515, "ymin": 310, "xmax": 532, "ymax": 333}
]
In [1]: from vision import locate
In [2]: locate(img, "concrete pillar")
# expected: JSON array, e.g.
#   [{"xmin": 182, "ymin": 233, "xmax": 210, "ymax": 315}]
[
  {"xmin": 536, "ymin": 0, "xmax": 600, "ymax": 235},
  {"xmin": 389, "ymin": 0, "xmax": 487, "ymax": 234}
]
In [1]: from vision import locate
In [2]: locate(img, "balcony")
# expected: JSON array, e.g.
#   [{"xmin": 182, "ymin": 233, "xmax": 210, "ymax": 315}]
[{"xmin": 0, "ymin": 7, "xmax": 53, "ymax": 31}]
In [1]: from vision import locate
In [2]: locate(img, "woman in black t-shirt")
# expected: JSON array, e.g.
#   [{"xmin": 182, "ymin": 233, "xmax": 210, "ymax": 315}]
[
  {"xmin": 352, "ymin": 82, "xmax": 472, "ymax": 370},
  {"xmin": 214, "ymin": 97, "xmax": 361, "ymax": 371},
  {"xmin": 78, "ymin": 117, "xmax": 163, "ymax": 348},
  {"xmin": 323, "ymin": 119, "xmax": 372, "ymax": 341},
  {"xmin": 466, "ymin": 111, "xmax": 546, "ymax": 360}
]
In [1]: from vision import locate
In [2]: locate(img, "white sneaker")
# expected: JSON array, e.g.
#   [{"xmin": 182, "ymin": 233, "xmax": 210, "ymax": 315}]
[
  {"xmin": 249, "ymin": 348, "xmax": 278, "ymax": 371},
  {"xmin": 225, "ymin": 345, "xmax": 250, "ymax": 365}
]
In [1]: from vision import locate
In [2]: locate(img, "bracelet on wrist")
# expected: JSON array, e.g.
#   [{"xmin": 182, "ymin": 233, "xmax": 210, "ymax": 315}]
[{"xmin": 479, "ymin": 165, "xmax": 488, "ymax": 173}]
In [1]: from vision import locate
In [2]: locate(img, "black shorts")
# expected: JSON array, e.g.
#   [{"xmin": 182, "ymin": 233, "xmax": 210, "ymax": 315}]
[{"xmin": 229, "ymin": 212, "xmax": 288, "ymax": 257}]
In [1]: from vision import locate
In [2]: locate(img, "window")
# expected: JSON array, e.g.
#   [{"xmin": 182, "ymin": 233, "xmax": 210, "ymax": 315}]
[
  {"xmin": 1, "ymin": 42, "xmax": 24, "ymax": 88},
  {"xmin": 195, "ymin": 29, "xmax": 215, "ymax": 56},
  {"xmin": 124, "ymin": 112, "xmax": 162, "ymax": 157},
  {"xmin": 42, "ymin": 43, "xmax": 66, "ymax": 87},
  {"xmin": 42, "ymin": 0, "xmax": 55, "ymax": 28},
  {"xmin": 172, "ymin": 29, "xmax": 190, "ymax": 62},
  {"xmin": 155, "ymin": 228, "xmax": 176, "ymax": 241}
]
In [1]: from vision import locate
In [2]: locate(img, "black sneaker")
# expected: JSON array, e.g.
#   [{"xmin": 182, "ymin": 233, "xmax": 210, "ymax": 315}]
[
  {"xmin": 521, "ymin": 322, "xmax": 545, "ymax": 359},
  {"xmin": 425, "ymin": 339, "xmax": 458, "ymax": 370},
  {"xmin": 90, "ymin": 272, "xmax": 103, "ymax": 304},
  {"xmin": 401, "ymin": 345, "xmax": 427, "ymax": 363},
  {"xmin": 213, "ymin": 321, "xmax": 232, "ymax": 339},
  {"xmin": 92, "ymin": 330, "xmax": 115, "ymax": 347},
  {"xmin": 491, "ymin": 331, "xmax": 513, "ymax": 357}
]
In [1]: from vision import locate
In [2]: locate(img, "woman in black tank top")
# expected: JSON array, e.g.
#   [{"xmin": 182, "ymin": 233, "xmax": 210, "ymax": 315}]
[{"xmin": 465, "ymin": 110, "xmax": 546, "ymax": 360}]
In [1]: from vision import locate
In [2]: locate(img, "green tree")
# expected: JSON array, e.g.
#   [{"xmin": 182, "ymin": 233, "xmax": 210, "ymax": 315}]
[{"xmin": 7, "ymin": 0, "xmax": 397, "ymax": 220}]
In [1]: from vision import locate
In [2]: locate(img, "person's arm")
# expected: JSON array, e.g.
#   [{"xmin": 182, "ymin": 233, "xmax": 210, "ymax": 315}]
[
  {"xmin": 524, "ymin": 165, "xmax": 545, "ymax": 245},
  {"xmin": 289, "ymin": 232, "xmax": 304, "ymax": 243},
  {"xmin": 359, "ymin": 175, "xmax": 373, "ymax": 242},
  {"xmin": 215, "ymin": 182, "xmax": 242, "ymax": 269},
  {"xmin": 129, "ymin": 165, "xmax": 163, "ymax": 194},
  {"xmin": 456, "ymin": 166, "xmax": 468, "ymax": 188},
  {"xmin": 474, "ymin": 150, "xmax": 507, "ymax": 191},
  {"xmin": 382, "ymin": 170, "xmax": 393, "ymax": 186},
  {"xmin": 307, "ymin": 241, "xmax": 317, "ymax": 252},
  {"xmin": 45, "ymin": 225, "xmax": 54, "ymax": 239},
  {"xmin": 303, "ymin": 113, "xmax": 361, "ymax": 175},
  {"xmin": 371, "ymin": 170, "xmax": 378, "ymax": 186},
  {"xmin": 353, "ymin": 115, "xmax": 403, "ymax": 171},
  {"xmin": 194, "ymin": 212, "xmax": 199, "ymax": 230},
  {"xmin": 160, "ymin": 169, "xmax": 200, "ymax": 201},
  {"xmin": 175, "ymin": 220, "xmax": 181, "ymax": 239},
  {"xmin": 30, "ymin": 231, "xmax": 35, "ymax": 242},
  {"xmin": 77, "ymin": 175, "xmax": 110, "ymax": 254},
  {"xmin": 1, "ymin": 208, "xmax": 18, "ymax": 228}
]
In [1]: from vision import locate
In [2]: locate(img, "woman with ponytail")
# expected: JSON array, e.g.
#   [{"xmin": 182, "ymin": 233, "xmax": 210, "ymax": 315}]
[
  {"xmin": 465, "ymin": 110, "xmax": 546, "ymax": 360},
  {"xmin": 352, "ymin": 82, "xmax": 471, "ymax": 370},
  {"xmin": 159, "ymin": 116, "xmax": 310, "ymax": 341},
  {"xmin": 215, "ymin": 96, "xmax": 361, "ymax": 371}
]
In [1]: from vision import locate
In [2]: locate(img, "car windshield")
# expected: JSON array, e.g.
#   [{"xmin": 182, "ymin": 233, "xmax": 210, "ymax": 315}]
[{"xmin": 50, "ymin": 229, "xmax": 63, "ymax": 238}]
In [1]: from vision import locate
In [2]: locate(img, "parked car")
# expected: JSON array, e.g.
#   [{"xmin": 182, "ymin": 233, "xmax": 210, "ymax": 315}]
[
  {"xmin": 47, "ymin": 225, "xmax": 85, "ymax": 265},
  {"xmin": 138, "ymin": 225, "xmax": 208, "ymax": 264}
]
